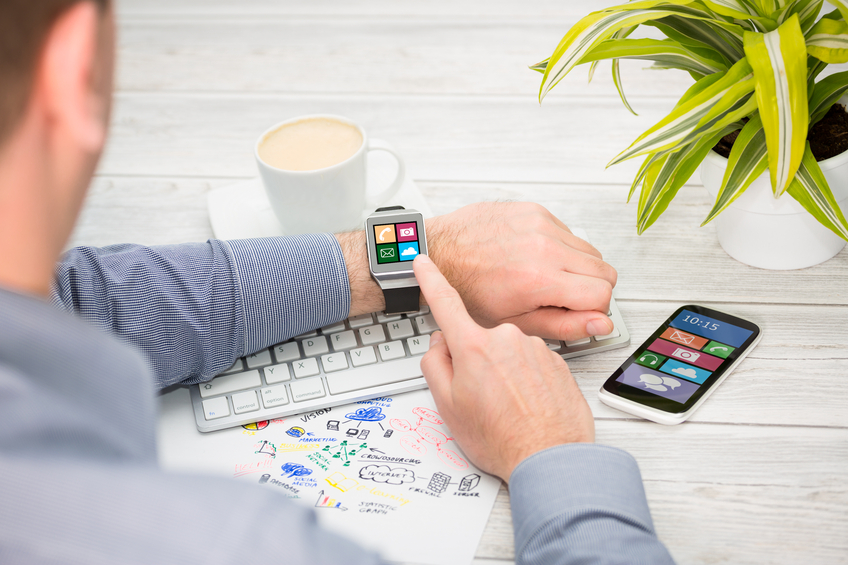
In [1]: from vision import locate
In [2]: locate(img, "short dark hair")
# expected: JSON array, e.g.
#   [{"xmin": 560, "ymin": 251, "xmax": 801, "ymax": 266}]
[{"xmin": 0, "ymin": 0, "xmax": 108, "ymax": 145}]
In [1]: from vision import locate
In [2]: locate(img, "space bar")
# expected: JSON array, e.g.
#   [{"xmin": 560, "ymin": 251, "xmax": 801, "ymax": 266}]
[{"xmin": 326, "ymin": 357, "xmax": 424, "ymax": 395}]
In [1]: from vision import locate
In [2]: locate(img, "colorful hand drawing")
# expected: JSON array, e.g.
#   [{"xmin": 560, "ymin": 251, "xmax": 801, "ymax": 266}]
[
  {"xmin": 281, "ymin": 462, "xmax": 313, "ymax": 478},
  {"xmin": 243, "ymin": 421, "xmax": 270, "ymax": 431},
  {"xmin": 391, "ymin": 407, "xmax": 468, "ymax": 469},
  {"xmin": 345, "ymin": 407, "xmax": 387, "ymax": 422},
  {"xmin": 314, "ymin": 490, "xmax": 347, "ymax": 511},
  {"xmin": 255, "ymin": 440, "xmax": 277, "ymax": 457},
  {"xmin": 322, "ymin": 440, "xmax": 367, "ymax": 467}
]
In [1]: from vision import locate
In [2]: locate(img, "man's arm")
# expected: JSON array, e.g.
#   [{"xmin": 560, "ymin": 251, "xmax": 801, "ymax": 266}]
[
  {"xmin": 412, "ymin": 254, "xmax": 675, "ymax": 564},
  {"xmin": 52, "ymin": 202, "xmax": 619, "ymax": 388}
]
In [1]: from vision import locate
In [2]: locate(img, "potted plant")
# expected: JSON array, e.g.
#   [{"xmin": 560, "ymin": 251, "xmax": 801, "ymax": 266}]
[{"xmin": 533, "ymin": 0, "xmax": 848, "ymax": 269}]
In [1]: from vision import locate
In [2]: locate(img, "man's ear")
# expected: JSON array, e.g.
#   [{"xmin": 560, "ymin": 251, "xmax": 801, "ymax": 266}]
[{"xmin": 39, "ymin": 1, "xmax": 109, "ymax": 153}]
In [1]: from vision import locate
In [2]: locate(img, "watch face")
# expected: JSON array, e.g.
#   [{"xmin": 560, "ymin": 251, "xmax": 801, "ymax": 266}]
[{"xmin": 367, "ymin": 212, "xmax": 426, "ymax": 273}]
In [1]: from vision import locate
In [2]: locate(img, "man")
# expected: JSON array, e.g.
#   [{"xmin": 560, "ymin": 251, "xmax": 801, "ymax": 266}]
[{"xmin": 0, "ymin": 1, "xmax": 675, "ymax": 563}]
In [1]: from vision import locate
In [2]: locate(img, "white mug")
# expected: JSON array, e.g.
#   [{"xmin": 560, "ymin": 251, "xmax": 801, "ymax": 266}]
[{"xmin": 255, "ymin": 114, "xmax": 406, "ymax": 234}]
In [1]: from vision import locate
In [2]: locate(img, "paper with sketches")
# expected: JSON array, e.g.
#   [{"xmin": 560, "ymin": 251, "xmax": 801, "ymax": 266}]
[{"xmin": 157, "ymin": 387, "xmax": 501, "ymax": 565}]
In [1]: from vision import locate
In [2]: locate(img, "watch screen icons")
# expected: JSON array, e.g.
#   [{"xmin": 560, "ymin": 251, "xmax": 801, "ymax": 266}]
[
  {"xmin": 398, "ymin": 241, "xmax": 419, "ymax": 261},
  {"xmin": 374, "ymin": 224, "xmax": 396, "ymax": 244},
  {"xmin": 396, "ymin": 222, "xmax": 418, "ymax": 242},
  {"xmin": 376, "ymin": 244, "xmax": 399, "ymax": 264}
]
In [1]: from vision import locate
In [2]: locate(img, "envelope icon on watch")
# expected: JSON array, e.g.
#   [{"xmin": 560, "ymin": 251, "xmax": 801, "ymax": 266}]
[
  {"xmin": 669, "ymin": 330, "xmax": 694, "ymax": 345},
  {"xmin": 380, "ymin": 249, "xmax": 395, "ymax": 258}
]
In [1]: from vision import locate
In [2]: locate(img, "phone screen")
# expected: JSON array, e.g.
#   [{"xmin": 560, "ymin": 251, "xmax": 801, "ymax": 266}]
[{"xmin": 601, "ymin": 305, "xmax": 761, "ymax": 414}]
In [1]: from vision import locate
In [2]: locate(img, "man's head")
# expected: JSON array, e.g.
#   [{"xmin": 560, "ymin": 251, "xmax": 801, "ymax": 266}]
[{"xmin": 0, "ymin": 0, "xmax": 114, "ymax": 297}]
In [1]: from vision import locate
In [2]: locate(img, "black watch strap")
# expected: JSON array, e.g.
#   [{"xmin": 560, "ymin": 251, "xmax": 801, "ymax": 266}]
[{"xmin": 383, "ymin": 286, "xmax": 420, "ymax": 315}]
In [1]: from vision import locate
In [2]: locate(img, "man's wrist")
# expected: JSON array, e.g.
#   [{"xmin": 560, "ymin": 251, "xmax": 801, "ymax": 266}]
[
  {"xmin": 335, "ymin": 231, "xmax": 386, "ymax": 316},
  {"xmin": 336, "ymin": 216, "xmax": 454, "ymax": 316}
]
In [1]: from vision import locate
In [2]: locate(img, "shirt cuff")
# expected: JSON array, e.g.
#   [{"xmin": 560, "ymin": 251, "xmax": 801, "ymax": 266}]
[
  {"xmin": 224, "ymin": 234, "xmax": 350, "ymax": 355},
  {"xmin": 509, "ymin": 443, "xmax": 656, "ymax": 557}
]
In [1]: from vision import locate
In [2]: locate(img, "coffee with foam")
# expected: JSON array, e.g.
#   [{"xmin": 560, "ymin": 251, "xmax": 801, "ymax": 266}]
[{"xmin": 258, "ymin": 117, "xmax": 363, "ymax": 171}]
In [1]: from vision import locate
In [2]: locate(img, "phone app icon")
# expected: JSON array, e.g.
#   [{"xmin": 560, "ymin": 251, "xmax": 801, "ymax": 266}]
[
  {"xmin": 672, "ymin": 347, "xmax": 700, "ymax": 363},
  {"xmin": 374, "ymin": 224, "xmax": 396, "ymax": 244},
  {"xmin": 397, "ymin": 241, "xmax": 419, "ymax": 262},
  {"xmin": 396, "ymin": 222, "xmax": 418, "ymax": 242},
  {"xmin": 376, "ymin": 243, "xmax": 399, "ymax": 264},
  {"xmin": 635, "ymin": 352, "xmax": 667, "ymax": 369},
  {"xmin": 646, "ymin": 339, "xmax": 723, "ymax": 371},
  {"xmin": 660, "ymin": 327, "xmax": 708, "ymax": 350},
  {"xmin": 617, "ymin": 365, "xmax": 699, "ymax": 404},
  {"xmin": 704, "ymin": 341, "xmax": 734, "ymax": 359},
  {"xmin": 659, "ymin": 359, "xmax": 712, "ymax": 384}
]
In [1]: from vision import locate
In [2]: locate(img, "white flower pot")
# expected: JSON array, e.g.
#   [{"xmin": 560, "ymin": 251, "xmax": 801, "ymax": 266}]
[{"xmin": 700, "ymin": 145, "xmax": 848, "ymax": 270}]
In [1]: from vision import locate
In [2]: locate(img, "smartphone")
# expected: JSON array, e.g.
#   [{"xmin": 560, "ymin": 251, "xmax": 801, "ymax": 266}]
[{"xmin": 598, "ymin": 305, "xmax": 762, "ymax": 425}]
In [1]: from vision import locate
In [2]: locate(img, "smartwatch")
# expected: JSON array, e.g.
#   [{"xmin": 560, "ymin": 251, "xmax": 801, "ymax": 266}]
[{"xmin": 365, "ymin": 206, "xmax": 427, "ymax": 314}]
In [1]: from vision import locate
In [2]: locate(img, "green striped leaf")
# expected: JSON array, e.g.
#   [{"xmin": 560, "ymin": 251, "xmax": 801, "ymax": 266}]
[
  {"xmin": 647, "ymin": 16, "xmax": 745, "ymax": 65},
  {"xmin": 825, "ymin": 0, "xmax": 848, "ymax": 21},
  {"xmin": 702, "ymin": 0, "xmax": 758, "ymax": 19},
  {"xmin": 539, "ymin": 0, "xmax": 707, "ymax": 100},
  {"xmin": 636, "ymin": 126, "xmax": 738, "ymax": 232},
  {"xmin": 743, "ymin": 13, "xmax": 809, "ymax": 196},
  {"xmin": 786, "ymin": 143, "xmax": 848, "ymax": 240},
  {"xmin": 792, "ymin": 0, "xmax": 824, "ymax": 33},
  {"xmin": 806, "ymin": 17, "xmax": 848, "ymax": 63},
  {"xmin": 809, "ymin": 70, "xmax": 848, "ymax": 125},
  {"xmin": 577, "ymin": 38, "xmax": 727, "ymax": 75},
  {"xmin": 608, "ymin": 58, "xmax": 754, "ymax": 166},
  {"xmin": 702, "ymin": 114, "xmax": 769, "ymax": 224}
]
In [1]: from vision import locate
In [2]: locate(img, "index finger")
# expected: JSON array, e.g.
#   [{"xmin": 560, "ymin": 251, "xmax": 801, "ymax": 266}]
[{"xmin": 413, "ymin": 254, "xmax": 480, "ymax": 344}]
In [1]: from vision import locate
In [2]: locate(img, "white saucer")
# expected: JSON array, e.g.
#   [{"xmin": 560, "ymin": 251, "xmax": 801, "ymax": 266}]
[{"xmin": 207, "ymin": 156, "xmax": 433, "ymax": 240}]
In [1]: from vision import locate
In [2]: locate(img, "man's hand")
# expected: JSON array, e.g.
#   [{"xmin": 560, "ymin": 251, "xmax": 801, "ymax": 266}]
[
  {"xmin": 414, "ymin": 254, "xmax": 595, "ymax": 483},
  {"xmin": 337, "ymin": 202, "xmax": 617, "ymax": 342},
  {"xmin": 427, "ymin": 202, "xmax": 617, "ymax": 341}
]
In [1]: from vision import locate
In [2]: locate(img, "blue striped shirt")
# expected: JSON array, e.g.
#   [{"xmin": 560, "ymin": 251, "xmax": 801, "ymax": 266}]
[{"xmin": 37, "ymin": 235, "xmax": 674, "ymax": 564}]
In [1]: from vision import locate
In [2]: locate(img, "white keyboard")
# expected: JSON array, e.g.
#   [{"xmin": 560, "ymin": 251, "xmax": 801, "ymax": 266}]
[{"xmin": 189, "ymin": 302, "xmax": 630, "ymax": 432}]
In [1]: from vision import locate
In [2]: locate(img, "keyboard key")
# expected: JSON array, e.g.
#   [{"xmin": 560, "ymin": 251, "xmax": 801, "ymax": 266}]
[
  {"xmin": 202, "ymin": 396, "xmax": 230, "ymax": 420},
  {"xmin": 413, "ymin": 305, "xmax": 430, "ymax": 315},
  {"xmin": 290, "ymin": 378, "xmax": 326, "ymax": 402},
  {"xmin": 321, "ymin": 321, "xmax": 347, "ymax": 334},
  {"xmin": 321, "ymin": 352, "xmax": 349, "ymax": 373},
  {"xmin": 329, "ymin": 330, "xmax": 357, "ymax": 351},
  {"xmin": 232, "ymin": 391, "xmax": 260, "ymax": 414},
  {"xmin": 245, "ymin": 349, "xmax": 273, "ymax": 369},
  {"xmin": 350, "ymin": 346, "xmax": 377, "ymax": 367},
  {"xmin": 292, "ymin": 358, "xmax": 320, "ymax": 378},
  {"xmin": 274, "ymin": 342, "xmax": 301, "ymax": 362},
  {"xmin": 359, "ymin": 325, "xmax": 386, "ymax": 345},
  {"xmin": 378, "ymin": 340, "xmax": 406, "ymax": 361},
  {"xmin": 348, "ymin": 313, "xmax": 374, "ymax": 328},
  {"xmin": 376, "ymin": 312, "xmax": 403, "ymax": 323},
  {"xmin": 302, "ymin": 336, "xmax": 329, "ymax": 357},
  {"xmin": 326, "ymin": 356, "xmax": 423, "ymax": 395},
  {"xmin": 594, "ymin": 327, "xmax": 622, "ymax": 341},
  {"xmin": 295, "ymin": 330, "xmax": 318, "ymax": 338},
  {"xmin": 199, "ymin": 370, "xmax": 261, "ymax": 398},
  {"xmin": 565, "ymin": 337, "xmax": 591, "ymax": 347},
  {"xmin": 407, "ymin": 335, "xmax": 430, "ymax": 355},
  {"xmin": 263, "ymin": 363, "xmax": 291, "ymax": 384},
  {"xmin": 261, "ymin": 385, "xmax": 289, "ymax": 409},
  {"xmin": 544, "ymin": 339, "xmax": 563, "ymax": 352},
  {"xmin": 219, "ymin": 360, "xmax": 243, "ymax": 375},
  {"xmin": 387, "ymin": 319, "xmax": 415, "ymax": 340},
  {"xmin": 414, "ymin": 314, "xmax": 439, "ymax": 334}
]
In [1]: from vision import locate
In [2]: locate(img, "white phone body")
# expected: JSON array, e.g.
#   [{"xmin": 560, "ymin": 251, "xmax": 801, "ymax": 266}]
[{"xmin": 598, "ymin": 306, "xmax": 762, "ymax": 425}]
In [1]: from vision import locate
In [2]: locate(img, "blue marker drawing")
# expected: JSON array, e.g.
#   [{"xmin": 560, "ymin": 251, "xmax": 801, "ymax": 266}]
[
  {"xmin": 281, "ymin": 462, "xmax": 313, "ymax": 478},
  {"xmin": 345, "ymin": 407, "xmax": 386, "ymax": 422}
]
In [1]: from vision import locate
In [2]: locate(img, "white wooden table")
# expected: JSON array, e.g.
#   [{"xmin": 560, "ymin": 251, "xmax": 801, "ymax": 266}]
[{"xmin": 77, "ymin": 1, "xmax": 848, "ymax": 563}]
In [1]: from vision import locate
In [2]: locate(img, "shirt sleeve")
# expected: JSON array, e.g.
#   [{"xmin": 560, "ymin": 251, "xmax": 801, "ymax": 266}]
[
  {"xmin": 51, "ymin": 234, "xmax": 350, "ymax": 390},
  {"xmin": 509, "ymin": 443, "xmax": 676, "ymax": 565}
]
